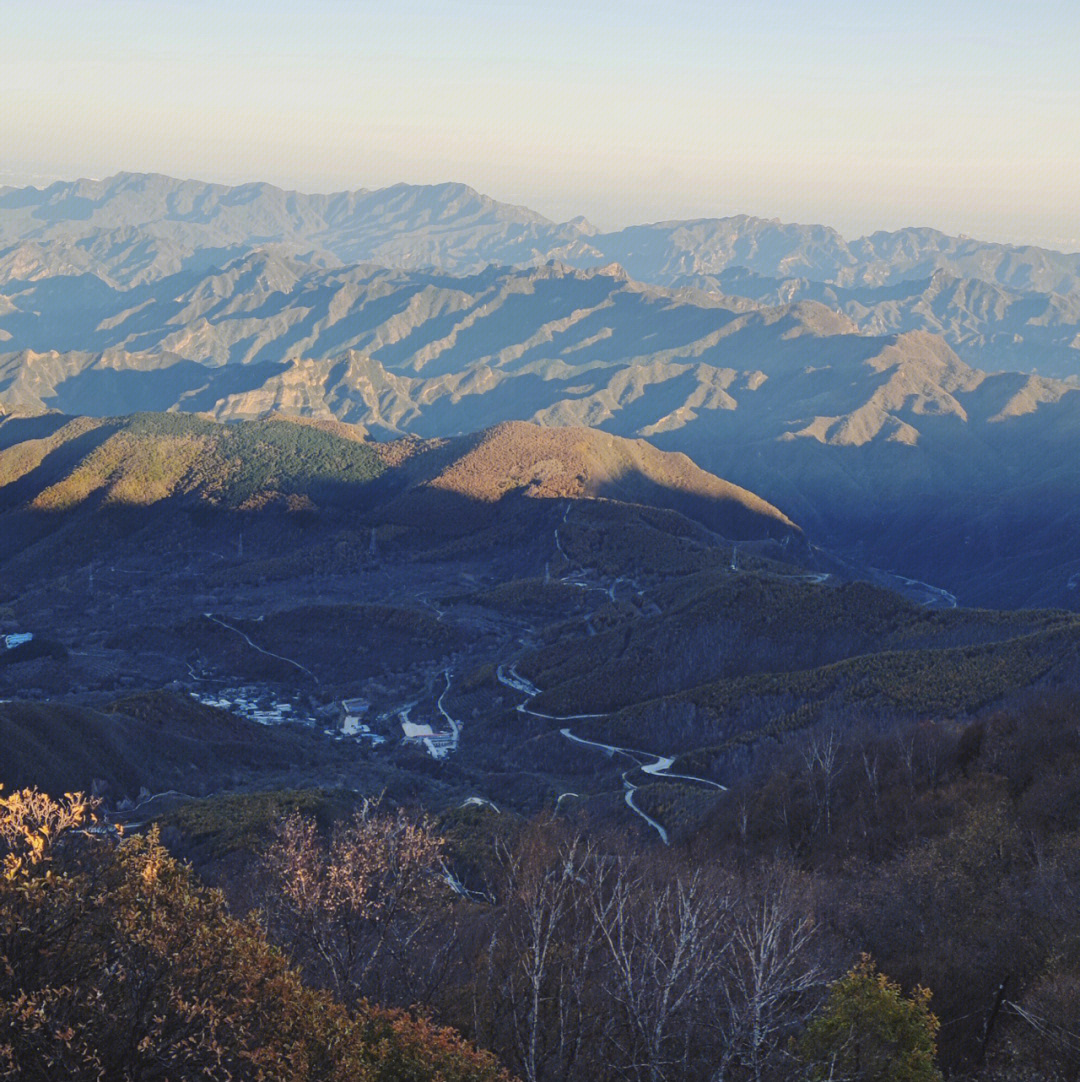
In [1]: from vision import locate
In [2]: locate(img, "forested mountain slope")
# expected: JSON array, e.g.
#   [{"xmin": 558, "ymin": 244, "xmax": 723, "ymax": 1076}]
[{"xmin": 3, "ymin": 254, "xmax": 1078, "ymax": 606}]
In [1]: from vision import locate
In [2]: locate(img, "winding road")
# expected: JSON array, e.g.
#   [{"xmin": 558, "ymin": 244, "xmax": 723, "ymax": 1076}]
[
  {"xmin": 495, "ymin": 661, "xmax": 726, "ymax": 845},
  {"xmin": 436, "ymin": 668, "xmax": 460, "ymax": 745},
  {"xmin": 460, "ymin": 796, "xmax": 500, "ymax": 813},
  {"xmin": 560, "ymin": 727, "xmax": 726, "ymax": 791},
  {"xmin": 886, "ymin": 573, "xmax": 958, "ymax": 609},
  {"xmin": 203, "ymin": 614, "xmax": 319, "ymax": 683},
  {"xmin": 491, "ymin": 500, "xmax": 774, "ymax": 840},
  {"xmin": 496, "ymin": 663, "xmax": 606, "ymax": 720},
  {"xmin": 419, "ymin": 595, "xmax": 445, "ymax": 621},
  {"xmin": 560, "ymin": 728, "xmax": 671, "ymax": 843}
]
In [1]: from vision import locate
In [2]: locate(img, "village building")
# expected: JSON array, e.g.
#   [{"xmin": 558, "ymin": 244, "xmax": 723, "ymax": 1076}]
[
  {"xmin": 401, "ymin": 718, "xmax": 454, "ymax": 759},
  {"xmin": 340, "ymin": 696, "xmax": 372, "ymax": 735}
]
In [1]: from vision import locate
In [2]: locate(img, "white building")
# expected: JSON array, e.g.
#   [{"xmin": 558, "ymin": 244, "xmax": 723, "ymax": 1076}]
[{"xmin": 401, "ymin": 718, "xmax": 454, "ymax": 759}]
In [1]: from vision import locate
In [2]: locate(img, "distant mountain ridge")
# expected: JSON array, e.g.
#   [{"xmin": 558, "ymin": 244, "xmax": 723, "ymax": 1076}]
[
  {"xmin": 3, "ymin": 171, "xmax": 1079, "ymax": 377},
  {"xmin": 5, "ymin": 172, "xmax": 1079, "ymax": 291},
  {"xmin": 604, "ymin": 218, "xmax": 1080, "ymax": 294},
  {"xmin": 0, "ymin": 171, "xmax": 598, "ymax": 285}
]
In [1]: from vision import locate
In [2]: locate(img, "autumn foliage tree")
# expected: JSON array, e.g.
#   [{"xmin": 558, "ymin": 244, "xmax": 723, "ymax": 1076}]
[
  {"xmin": 0, "ymin": 784, "xmax": 94, "ymax": 878},
  {"xmin": 0, "ymin": 786, "xmax": 512, "ymax": 1082}
]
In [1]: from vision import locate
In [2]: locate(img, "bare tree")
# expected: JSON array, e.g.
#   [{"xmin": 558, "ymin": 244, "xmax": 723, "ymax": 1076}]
[
  {"xmin": 586, "ymin": 854, "xmax": 724, "ymax": 1082},
  {"xmin": 801, "ymin": 727, "xmax": 843, "ymax": 837},
  {"xmin": 861, "ymin": 749, "xmax": 880, "ymax": 808},
  {"xmin": 895, "ymin": 728, "xmax": 918, "ymax": 797},
  {"xmin": 915, "ymin": 721, "xmax": 946, "ymax": 789},
  {"xmin": 711, "ymin": 863, "xmax": 822, "ymax": 1082},
  {"xmin": 477, "ymin": 829, "xmax": 599, "ymax": 1082},
  {"xmin": 736, "ymin": 796, "xmax": 751, "ymax": 851},
  {"xmin": 264, "ymin": 797, "xmax": 447, "ymax": 1005}
]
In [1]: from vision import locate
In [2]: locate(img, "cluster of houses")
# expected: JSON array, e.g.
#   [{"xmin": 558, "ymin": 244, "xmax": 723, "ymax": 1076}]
[
  {"xmin": 176, "ymin": 688, "xmax": 449, "ymax": 758},
  {"xmin": 193, "ymin": 688, "xmax": 297, "ymax": 727},
  {"xmin": 338, "ymin": 696, "xmax": 452, "ymax": 758}
]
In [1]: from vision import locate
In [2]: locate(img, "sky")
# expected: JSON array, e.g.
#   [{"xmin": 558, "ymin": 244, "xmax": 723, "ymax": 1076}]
[{"xmin": 2, "ymin": 0, "xmax": 1079, "ymax": 249}]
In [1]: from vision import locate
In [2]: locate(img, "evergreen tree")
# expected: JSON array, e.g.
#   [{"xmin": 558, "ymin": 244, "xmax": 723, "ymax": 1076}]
[{"xmin": 799, "ymin": 955, "xmax": 942, "ymax": 1082}]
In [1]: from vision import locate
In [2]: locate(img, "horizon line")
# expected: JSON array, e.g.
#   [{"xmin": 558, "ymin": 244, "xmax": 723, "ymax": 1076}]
[{"xmin": 4, "ymin": 167, "xmax": 1079, "ymax": 257}]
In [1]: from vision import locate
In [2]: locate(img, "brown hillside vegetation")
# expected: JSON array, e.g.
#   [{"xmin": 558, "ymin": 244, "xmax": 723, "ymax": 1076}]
[
  {"xmin": 0, "ymin": 412, "xmax": 797, "ymax": 544},
  {"xmin": 412, "ymin": 421, "xmax": 796, "ymax": 539},
  {"xmin": 592, "ymin": 619, "xmax": 1080, "ymax": 765},
  {"xmin": 520, "ymin": 571, "xmax": 1077, "ymax": 717}
]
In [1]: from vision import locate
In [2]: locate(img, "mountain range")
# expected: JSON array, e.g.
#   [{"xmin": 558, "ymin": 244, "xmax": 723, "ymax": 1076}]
[
  {"xmin": 4, "ymin": 172, "xmax": 1080, "ymax": 375},
  {"xmin": 2, "ymin": 172, "xmax": 1080, "ymax": 607}
]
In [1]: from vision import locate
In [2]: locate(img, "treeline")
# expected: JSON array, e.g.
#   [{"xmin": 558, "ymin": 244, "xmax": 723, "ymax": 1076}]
[
  {"xmin": 0, "ymin": 783, "xmax": 940, "ymax": 1082},
  {"xmin": 191, "ymin": 796, "xmax": 941, "ymax": 1082},
  {"xmin": 685, "ymin": 690, "xmax": 1080, "ymax": 1077}
]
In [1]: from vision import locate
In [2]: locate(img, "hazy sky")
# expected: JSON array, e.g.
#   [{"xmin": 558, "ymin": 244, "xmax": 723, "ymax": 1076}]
[{"xmin": 3, "ymin": 0, "xmax": 1078, "ymax": 248}]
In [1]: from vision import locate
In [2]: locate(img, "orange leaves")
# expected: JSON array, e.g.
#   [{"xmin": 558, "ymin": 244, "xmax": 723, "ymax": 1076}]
[
  {"xmin": 0, "ymin": 788, "xmax": 515, "ymax": 1082},
  {"xmin": 354, "ymin": 1001, "xmax": 515, "ymax": 1082},
  {"xmin": 0, "ymin": 785, "xmax": 99, "ymax": 880}
]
